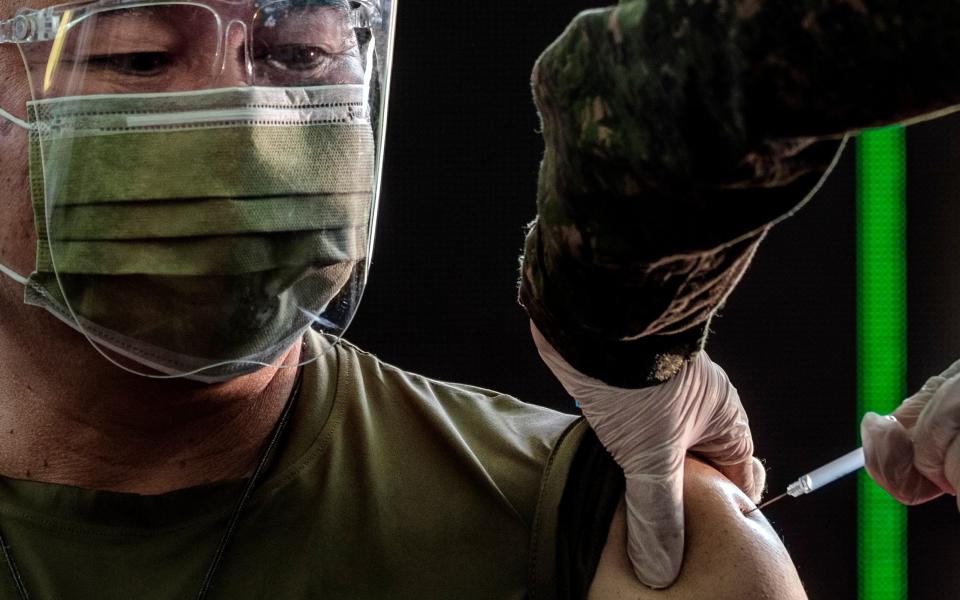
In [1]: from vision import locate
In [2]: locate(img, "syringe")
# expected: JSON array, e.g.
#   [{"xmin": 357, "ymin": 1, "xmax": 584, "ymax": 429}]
[{"xmin": 746, "ymin": 447, "xmax": 865, "ymax": 514}]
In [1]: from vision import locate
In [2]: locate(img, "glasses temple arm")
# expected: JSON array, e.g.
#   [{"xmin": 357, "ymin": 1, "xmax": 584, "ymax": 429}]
[{"xmin": 0, "ymin": 9, "xmax": 61, "ymax": 44}]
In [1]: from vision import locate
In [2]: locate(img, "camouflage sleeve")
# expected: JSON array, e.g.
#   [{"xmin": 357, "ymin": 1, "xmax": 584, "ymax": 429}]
[{"xmin": 520, "ymin": 0, "xmax": 960, "ymax": 387}]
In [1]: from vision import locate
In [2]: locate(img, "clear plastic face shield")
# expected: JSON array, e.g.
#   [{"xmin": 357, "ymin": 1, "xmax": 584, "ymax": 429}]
[{"xmin": 0, "ymin": 0, "xmax": 396, "ymax": 381}]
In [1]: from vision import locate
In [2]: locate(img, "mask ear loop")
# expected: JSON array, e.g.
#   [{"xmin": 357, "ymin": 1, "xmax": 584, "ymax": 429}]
[
  {"xmin": 0, "ymin": 264, "xmax": 28, "ymax": 286},
  {"xmin": 0, "ymin": 103, "xmax": 33, "ymax": 286},
  {"xmin": 0, "ymin": 106, "xmax": 31, "ymax": 130}
]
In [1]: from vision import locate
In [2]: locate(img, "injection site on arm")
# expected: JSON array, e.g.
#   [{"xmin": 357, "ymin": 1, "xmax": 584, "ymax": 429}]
[{"xmin": 588, "ymin": 459, "xmax": 808, "ymax": 600}]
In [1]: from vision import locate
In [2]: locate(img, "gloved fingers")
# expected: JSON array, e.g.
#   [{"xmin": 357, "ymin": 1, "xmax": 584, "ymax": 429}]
[
  {"xmin": 691, "ymin": 434, "xmax": 761, "ymax": 502},
  {"xmin": 688, "ymin": 369, "xmax": 761, "ymax": 500},
  {"xmin": 623, "ymin": 473, "xmax": 685, "ymax": 589},
  {"xmin": 913, "ymin": 374, "xmax": 960, "ymax": 495},
  {"xmin": 750, "ymin": 456, "xmax": 767, "ymax": 502},
  {"xmin": 933, "ymin": 358, "xmax": 960, "ymax": 384},
  {"xmin": 894, "ymin": 376, "xmax": 945, "ymax": 429},
  {"xmin": 706, "ymin": 456, "xmax": 766, "ymax": 504},
  {"xmin": 861, "ymin": 412, "xmax": 943, "ymax": 505},
  {"xmin": 895, "ymin": 358, "xmax": 960, "ymax": 428},
  {"xmin": 944, "ymin": 434, "xmax": 960, "ymax": 499},
  {"xmin": 891, "ymin": 393, "xmax": 928, "ymax": 430}
]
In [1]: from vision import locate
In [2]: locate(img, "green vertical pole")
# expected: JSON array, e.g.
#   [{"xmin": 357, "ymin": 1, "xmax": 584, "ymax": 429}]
[{"xmin": 856, "ymin": 126, "xmax": 908, "ymax": 600}]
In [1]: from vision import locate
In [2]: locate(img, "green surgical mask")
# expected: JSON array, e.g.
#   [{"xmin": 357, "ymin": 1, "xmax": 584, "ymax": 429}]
[{"xmin": 0, "ymin": 85, "xmax": 375, "ymax": 381}]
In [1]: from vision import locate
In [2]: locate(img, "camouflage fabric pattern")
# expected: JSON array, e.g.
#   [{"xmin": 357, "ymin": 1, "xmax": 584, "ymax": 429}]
[{"xmin": 520, "ymin": 0, "xmax": 960, "ymax": 386}]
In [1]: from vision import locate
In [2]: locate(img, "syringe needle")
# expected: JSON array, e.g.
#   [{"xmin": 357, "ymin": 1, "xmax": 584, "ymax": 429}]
[
  {"xmin": 744, "ymin": 447, "xmax": 865, "ymax": 515},
  {"xmin": 745, "ymin": 492, "xmax": 789, "ymax": 515}
]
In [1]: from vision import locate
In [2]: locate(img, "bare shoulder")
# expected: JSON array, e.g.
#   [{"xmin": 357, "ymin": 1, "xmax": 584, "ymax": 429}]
[{"xmin": 588, "ymin": 458, "xmax": 807, "ymax": 600}]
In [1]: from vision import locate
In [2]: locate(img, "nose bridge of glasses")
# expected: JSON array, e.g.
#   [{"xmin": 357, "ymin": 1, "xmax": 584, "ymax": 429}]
[{"xmin": 216, "ymin": 18, "xmax": 252, "ymax": 86}]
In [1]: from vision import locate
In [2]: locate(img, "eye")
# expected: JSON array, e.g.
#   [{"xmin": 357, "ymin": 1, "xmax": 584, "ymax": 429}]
[
  {"xmin": 84, "ymin": 52, "xmax": 173, "ymax": 76},
  {"xmin": 256, "ymin": 44, "xmax": 329, "ymax": 71}
]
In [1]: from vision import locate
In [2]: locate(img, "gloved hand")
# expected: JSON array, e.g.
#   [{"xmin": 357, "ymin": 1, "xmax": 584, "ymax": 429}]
[
  {"xmin": 531, "ymin": 323, "xmax": 764, "ymax": 589},
  {"xmin": 861, "ymin": 359, "xmax": 960, "ymax": 506}
]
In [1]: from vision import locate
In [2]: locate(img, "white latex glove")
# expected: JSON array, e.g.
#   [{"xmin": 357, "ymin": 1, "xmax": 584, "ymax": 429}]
[
  {"xmin": 531, "ymin": 322, "xmax": 764, "ymax": 589},
  {"xmin": 861, "ymin": 358, "xmax": 960, "ymax": 506}
]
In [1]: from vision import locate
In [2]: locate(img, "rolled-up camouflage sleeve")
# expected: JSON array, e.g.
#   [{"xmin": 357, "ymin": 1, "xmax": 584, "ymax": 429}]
[{"xmin": 520, "ymin": 0, "xmax": 960, "ymax": 387}]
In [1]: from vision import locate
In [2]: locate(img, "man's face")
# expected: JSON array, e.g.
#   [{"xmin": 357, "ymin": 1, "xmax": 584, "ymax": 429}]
[
  {"xmin": 1, "ymin": 0, "xmax": 358, "ymax": 268},
  {"xmin": 0, "ymin": 0, "xmax": 367, "ymax": 365}
]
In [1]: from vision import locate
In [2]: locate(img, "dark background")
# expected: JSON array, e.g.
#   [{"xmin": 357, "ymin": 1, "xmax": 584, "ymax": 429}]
[{"xmin": 347, "ymin": 2, "xmax": 960, "ymax": 598}]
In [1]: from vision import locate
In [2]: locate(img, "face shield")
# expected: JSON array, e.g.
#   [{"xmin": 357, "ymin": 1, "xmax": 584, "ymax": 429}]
[{"xmin": 0, "ymin": 0, "xmax": 396, "ymax": 381}]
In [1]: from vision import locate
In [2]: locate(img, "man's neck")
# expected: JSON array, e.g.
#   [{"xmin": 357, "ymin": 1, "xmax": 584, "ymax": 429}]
[{"xmin": 0, "ymin": 301, "xmax": 301, "ymax": 495}]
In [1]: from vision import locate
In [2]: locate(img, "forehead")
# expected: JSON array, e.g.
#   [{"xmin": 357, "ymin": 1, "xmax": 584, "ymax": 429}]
[{"xmin": 3, "ymin": 0, "xmax": 59, "ymax": 12}]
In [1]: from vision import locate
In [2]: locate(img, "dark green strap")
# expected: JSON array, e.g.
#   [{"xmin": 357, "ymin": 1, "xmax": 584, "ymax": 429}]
[
  {"xmin": 529, "ymin": 419, "xmax": 589, "ymax": 599},
  {"xmin": 529, "ymin": 417, "xmax": 627, "ymax": 599},
  {"xmin": 555, "ymin": 426, "xmax": 625, "ymax": 599}
]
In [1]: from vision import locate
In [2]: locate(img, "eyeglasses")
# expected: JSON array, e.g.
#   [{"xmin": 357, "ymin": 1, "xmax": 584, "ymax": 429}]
[{"xmin": 1, "ymin": 0, "xmax": 382, "ymax": 95}]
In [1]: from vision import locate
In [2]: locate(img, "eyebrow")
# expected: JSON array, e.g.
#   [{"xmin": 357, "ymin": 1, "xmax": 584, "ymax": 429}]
[
  {"xmin": 89, "ymin": 6, "xmax": 182, "ymax": 31},
  {"xmin": 90, "ymin": 6, "xmax": 210, "ymax": 40},
  {"xmin": 258, "ymin": 0, "xmax": 350, "ymax": 8}
]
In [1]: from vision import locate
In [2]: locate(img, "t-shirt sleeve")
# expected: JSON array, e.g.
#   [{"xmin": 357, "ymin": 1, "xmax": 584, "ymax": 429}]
[{"xmin": 528, "ymin": 418, "xmax": 625, "ymax": 599}]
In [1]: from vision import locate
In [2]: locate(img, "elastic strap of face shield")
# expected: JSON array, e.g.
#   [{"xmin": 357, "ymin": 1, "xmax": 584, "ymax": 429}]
[{"xmin": 0, "ymin": 106, "xmax": 31, "ymax": 130}]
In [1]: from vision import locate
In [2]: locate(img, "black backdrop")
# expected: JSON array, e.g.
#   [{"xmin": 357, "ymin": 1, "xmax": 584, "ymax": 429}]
[{"xmin": 346, "ymin": 2, "xmax": 960, "ymax": 597}]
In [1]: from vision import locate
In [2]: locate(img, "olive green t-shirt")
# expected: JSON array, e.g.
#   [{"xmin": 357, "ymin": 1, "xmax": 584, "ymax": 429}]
[{"xmin": 0, "ymin": 335, "xmax": 601, "ymax": 599}]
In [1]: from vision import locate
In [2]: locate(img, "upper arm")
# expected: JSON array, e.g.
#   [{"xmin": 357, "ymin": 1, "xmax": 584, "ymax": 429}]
[{"xmin": 588, "ymin": 458, "xmax": 807, "ymax": 600}]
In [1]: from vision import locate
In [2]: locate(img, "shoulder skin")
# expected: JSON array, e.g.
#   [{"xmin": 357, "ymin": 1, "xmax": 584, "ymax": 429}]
[{"xmin": 588, "ymin": 458, "xmax": 807, "ymax": 600}]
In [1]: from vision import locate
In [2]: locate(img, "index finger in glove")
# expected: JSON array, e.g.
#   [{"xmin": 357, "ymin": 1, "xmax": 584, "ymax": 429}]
[
  {"xmin": 913, "ymin": 373, "xmax": 960, "ymax": 496},
  {"xmin": 692, "ymin": 425, "xmax": 764, "ymax": 504},
  {"xmin": 687, "ymin": 357, "xmax": 765, "ymax": 503},
  {"xmin": 708, "ymin": 456, "xmax": 766, "ymax": 506},
  {"xmin": 893, "ymin": 358, "xmax": 960, "ymax": 428}
]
